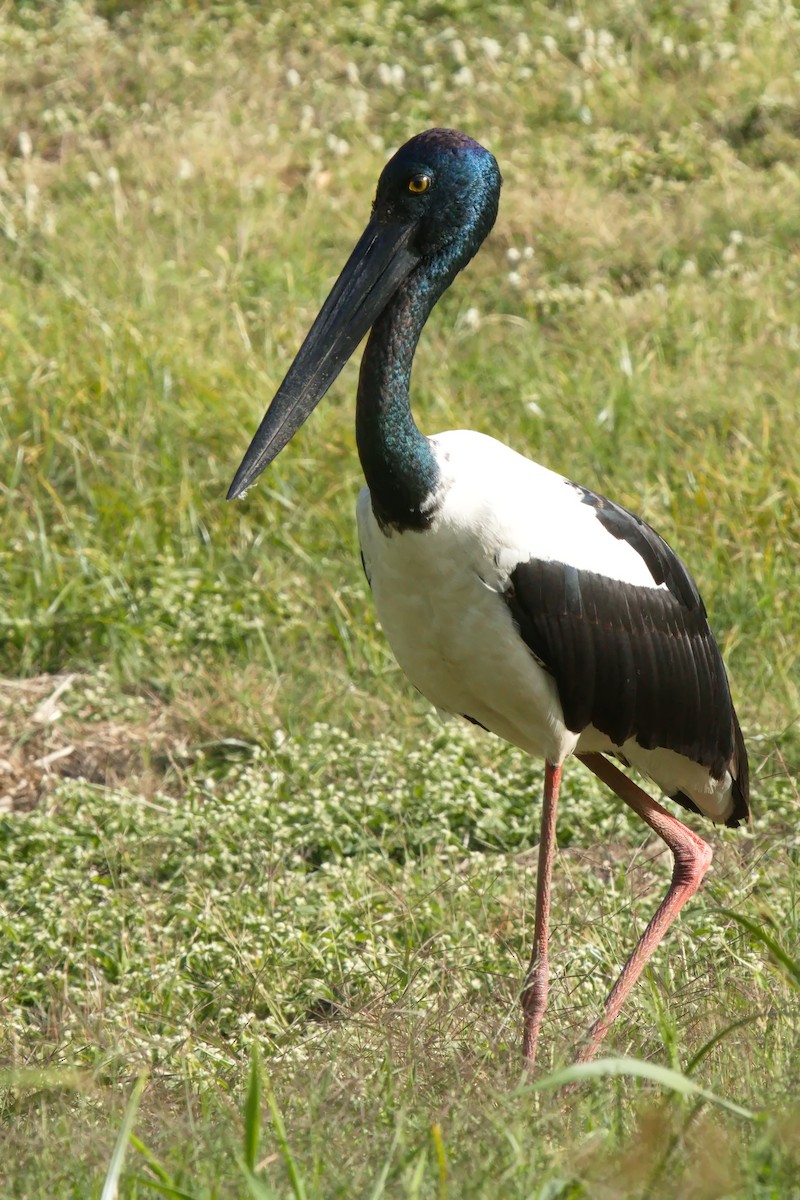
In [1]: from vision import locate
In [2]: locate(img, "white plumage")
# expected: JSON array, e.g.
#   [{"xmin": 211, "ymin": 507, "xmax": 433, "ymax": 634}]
[{"xmin": 358, "ymin": 429, "xmax": 738, "ymax": 824}]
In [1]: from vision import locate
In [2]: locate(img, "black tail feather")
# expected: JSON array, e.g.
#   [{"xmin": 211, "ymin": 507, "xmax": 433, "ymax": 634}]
[{"xmin": 726, "ymin": 708, "xmax": 750, "ymax": 829}]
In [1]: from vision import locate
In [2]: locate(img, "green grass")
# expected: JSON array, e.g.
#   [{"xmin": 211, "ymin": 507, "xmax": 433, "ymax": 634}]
[{"xmin": 1, "ymin": 1, "xmax": 799, "ymax": 1195}]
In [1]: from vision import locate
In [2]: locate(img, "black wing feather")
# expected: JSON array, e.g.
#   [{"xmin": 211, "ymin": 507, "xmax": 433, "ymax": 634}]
[
  {"xmin": 503, "ymin": 483, "xmax": 748, "ymax": 826},
  {"xmin": 572, "ymin": 484, "xmax": 702, "ymax": 609}
]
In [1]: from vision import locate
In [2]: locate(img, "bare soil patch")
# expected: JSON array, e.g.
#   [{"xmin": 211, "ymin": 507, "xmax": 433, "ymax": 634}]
[{"xmin": 0, "ymin": 674, "xmax": 183, "ymax": 812}]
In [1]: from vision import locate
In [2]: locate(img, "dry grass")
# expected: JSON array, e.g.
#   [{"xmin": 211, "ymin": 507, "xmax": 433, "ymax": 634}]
[{"xmin": 0, "ymin": 673, "xmax": 182, "ymax": 812}]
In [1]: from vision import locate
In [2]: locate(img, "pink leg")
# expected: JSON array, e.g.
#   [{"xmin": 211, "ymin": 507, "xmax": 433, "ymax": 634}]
[
  {"xmin": 575, "ymin": 753, "xmax": 713, "ymax": 1062},
  {"xmin": 521, "ymin": 761, "xmax": 562, "ymax": 1066}
]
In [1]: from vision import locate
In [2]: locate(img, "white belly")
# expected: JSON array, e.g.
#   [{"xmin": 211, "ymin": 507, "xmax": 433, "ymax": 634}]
[{"xmin": 357, "ymin": 488, "xmax": 577, "ymax": 766}]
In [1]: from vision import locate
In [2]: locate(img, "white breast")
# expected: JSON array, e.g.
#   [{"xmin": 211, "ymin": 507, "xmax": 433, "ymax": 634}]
[{"xmin": 357, "ymin": 430, "xmax": 659, "ymax": 764}]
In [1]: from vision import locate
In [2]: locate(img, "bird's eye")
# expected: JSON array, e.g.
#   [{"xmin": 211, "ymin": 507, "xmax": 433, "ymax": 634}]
[{"xmin": 407, "ymin": 174, "xmax": 431, "ymax": 194}]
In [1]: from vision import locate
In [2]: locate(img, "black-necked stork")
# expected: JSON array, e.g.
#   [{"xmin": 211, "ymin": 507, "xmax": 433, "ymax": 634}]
[{"xmin": 228, "ymin": 129, "xmax": 749, "ymax": 1066}]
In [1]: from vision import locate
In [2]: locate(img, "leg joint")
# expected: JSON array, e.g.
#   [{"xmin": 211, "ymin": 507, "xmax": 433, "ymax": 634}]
[{"xmin": 673, "ymin": 836, "xmax": 713, "ymax": 888}]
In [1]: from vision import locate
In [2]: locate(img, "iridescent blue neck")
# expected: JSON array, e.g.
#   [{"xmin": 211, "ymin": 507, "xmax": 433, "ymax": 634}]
[
  {"xmin": 355, "ymin": 154, "xmax": 500, "ymax": 532},
  {"xmin": 355, "ymin": 270, "xmax": 443, "ymax": 532}
]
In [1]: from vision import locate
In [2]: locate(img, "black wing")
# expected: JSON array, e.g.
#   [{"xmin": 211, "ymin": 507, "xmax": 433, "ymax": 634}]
[
  {"xmin": 504, "ymin": 483, "xmax": 743, "ymax": 792},
  {"xmin": 571, "ymin": 483, "xmax": 702, "ymax": 609}
]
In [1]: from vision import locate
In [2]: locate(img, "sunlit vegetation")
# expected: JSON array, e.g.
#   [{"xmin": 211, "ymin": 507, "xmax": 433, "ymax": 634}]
[{"xmin": 1, "ymin": 1, "xmax": 799, "ymax": 1195}]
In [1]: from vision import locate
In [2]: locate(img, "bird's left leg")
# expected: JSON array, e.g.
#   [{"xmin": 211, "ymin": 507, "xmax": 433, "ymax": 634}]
[
  {"xmin": 575, "ymin": 752, "xmax": 713, "ymax": 1063},
  {"xmin": 521, "ymin": 760, "xmax": 562, "ymax": 1066}
]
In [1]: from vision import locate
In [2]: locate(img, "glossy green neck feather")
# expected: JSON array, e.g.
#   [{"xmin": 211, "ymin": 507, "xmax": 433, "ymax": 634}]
[{"xmin": 355, "ymin": 272, "xmax": 442, "ymax": 532}]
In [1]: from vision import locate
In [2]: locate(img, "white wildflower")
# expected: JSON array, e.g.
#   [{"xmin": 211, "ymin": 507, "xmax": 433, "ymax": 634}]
[
  {"xmin": 377, "ymin": 63, "xmax": 404, "ymax": 88},
  {"xmin": 450, "ymin": 38, "xmax": 467, "ymax": 64},
  {"xmin": 326, "ymin": 135, "xmax": 350, "ymax": 157}
]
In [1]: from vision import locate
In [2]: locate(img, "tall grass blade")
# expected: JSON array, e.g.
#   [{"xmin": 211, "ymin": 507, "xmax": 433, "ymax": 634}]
[
  {"xmin": 367, "ymin": 1114, "xmax": 404, "ymax": 1200},
  {"xmin": 100, "ymin": 1074, "xmax": 147, "ymax": 1200},
  {"xmin": 519, "ymin": 1056, "xmax": 755, "ymax": 1120},
  {"xmin": 685, "ymin": 1011, "xmax": 768, "ymax": 1075},
  {"xmin": 431, "ymin": 1123, "xmax": 448, "ymax": 1200},
  {"xmin": 129, "ymin": 1133, "xmax": 173, "ymax": 1185},
  {"xmin": 129, "ymin": 1134, "xmax": 203, "ymax": 1200},
  {"xmin": 132, "ymin": 1177, "xmax": 202, "ymax": 1200},
  {"xmin": 719, "ymin": 908, "xmax": 800, "ymax": 990},
  {"xmin": 406, "ymin": 1149, "xmax": 428, "ymax": 1200},
  {"xmin": 242, "ymin": 1173, "xmax": 281, "ymax": 1199},
  {"xmin": 243, "ymin": 1042, "xmax": 263, "ymax": 1172},
  {"xmin": 263, "ymin": 1066, "xmax": 307, "ymax": 1200}
]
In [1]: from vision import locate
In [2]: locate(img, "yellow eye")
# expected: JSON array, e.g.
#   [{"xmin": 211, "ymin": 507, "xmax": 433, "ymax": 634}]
[{"xmin": 408, "ymin": 174, "xmax": 431, "ymax": 194}]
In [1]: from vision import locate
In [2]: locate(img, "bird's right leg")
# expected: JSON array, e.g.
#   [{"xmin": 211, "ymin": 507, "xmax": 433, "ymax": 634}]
[
  {"xmin": 574, "ymin": 752, "xmax": 713, "ymax": 1063},
  {"xmin": 521, "ymin": 760, "xmax": 562, "ymax": 1066}
]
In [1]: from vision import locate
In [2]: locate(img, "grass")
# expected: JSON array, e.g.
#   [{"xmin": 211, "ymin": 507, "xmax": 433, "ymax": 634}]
[{"xmin": 1, "ymin": 0, "xmax": 799, "ymax": 1195}]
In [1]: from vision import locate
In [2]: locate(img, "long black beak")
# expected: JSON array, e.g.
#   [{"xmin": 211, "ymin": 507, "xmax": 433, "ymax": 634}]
[{"xmin": 227, "ymin": 216, "xmax": 421, "ymax": 500}]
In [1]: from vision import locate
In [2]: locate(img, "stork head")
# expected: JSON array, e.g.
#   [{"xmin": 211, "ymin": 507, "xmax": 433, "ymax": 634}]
[
  {"xmin": 227, "ymin": 129, "xmax": 501, "ymax": 500},
  {"xmin": 370, "ymin": 128, "xmax": 501, "ymax": 268}
]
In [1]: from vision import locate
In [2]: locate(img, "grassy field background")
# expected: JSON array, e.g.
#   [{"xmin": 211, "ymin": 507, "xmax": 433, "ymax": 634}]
[{"xmin": 1, "ymin": 1, "xmax": 799, "ymax": 1196}]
